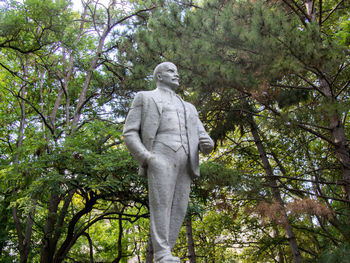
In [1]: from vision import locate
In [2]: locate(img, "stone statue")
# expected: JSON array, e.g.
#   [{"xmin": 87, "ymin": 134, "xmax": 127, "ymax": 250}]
[{"xmin": 123, "ymin": 62, "xmax": 214, "ymax": 263}]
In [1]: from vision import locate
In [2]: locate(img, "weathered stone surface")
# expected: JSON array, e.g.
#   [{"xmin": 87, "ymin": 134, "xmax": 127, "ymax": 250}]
[{"xmin": 123, "ymin": 62, "xmax": 213, "ymax": 262}]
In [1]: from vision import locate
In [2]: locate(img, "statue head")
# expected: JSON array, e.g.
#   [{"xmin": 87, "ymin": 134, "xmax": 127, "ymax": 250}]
[{"xmin": 153, "ymin": 62, "xmax": 179, "ymax": 90}]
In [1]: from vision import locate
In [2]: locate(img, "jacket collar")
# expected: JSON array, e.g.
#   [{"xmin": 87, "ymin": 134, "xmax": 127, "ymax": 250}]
[{"xmin": 151, "ymin": 88, "xmax": 189, "ymax": 117}]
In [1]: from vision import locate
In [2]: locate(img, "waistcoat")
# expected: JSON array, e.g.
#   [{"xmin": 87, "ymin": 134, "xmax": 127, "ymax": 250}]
[{"xmin": 154, "ymin": 89, "xmax": 188, "ymax": 154}]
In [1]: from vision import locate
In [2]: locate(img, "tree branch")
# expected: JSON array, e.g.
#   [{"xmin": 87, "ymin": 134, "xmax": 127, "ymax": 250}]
[
  {"xmin": 281, "ymin": 0, "xmax": 307, "ymax": 27},
  {"xmin": 322, "ymin": 0, "xmax": 345, "ymax": 24},
  {"xmin": 81, "ymin": 232, "xmax": 94, "ymax": 263},
  {"xmin": 336, "ymin": 79, "xmax": 350, "ymax": 98},
  {"xmin": 270, "ymin": 83, "xmax": 314, "ymax": 90},
  {"xmin": 12, "ymin": 206, "xmax": 25, "ymax": 253},
  {"xmin": 14, "ymin": 89, "xmax": 55, "ymax": 135}
]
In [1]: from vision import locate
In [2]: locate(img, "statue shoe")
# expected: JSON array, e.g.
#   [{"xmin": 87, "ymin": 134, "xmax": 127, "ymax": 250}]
[{"xmin": 156, "ymin": 255, "xmax": 180, "ymax": 263}]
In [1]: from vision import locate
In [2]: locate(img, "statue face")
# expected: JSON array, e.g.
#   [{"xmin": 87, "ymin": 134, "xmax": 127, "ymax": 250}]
[{"xmin": 158, "ymin": 63, "xmax": 179, "ymax": 90}]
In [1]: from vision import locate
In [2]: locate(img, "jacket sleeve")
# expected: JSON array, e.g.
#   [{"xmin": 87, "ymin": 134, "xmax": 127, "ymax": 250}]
[
  {"xmin": 191, "ymin": 105, "xmax": 214, "ymax": 155},
  {"xmin": 122, "ymin": 92, "xmax": 152, "ymax": 166},
  {"xmin": 198, "ymin": 117, "xmax": 214, "ymax": 155}
]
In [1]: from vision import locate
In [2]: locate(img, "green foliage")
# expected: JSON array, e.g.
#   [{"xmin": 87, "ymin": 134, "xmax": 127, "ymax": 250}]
[
  {"xmin": 335, "ymin": 16, "xmax": 350, "ymax": 46},
  {"xmin": 1, "ymin": 0, "xmax": 350, "ymax": 262},
  {"xmin": 275, "ymin": 89, "xmax": 310, "ymax": 109},
  {"xmin": 122, "ymin": 0, "xmax": 350, "ymax": 261},
  {"xmin": 0, "ymin": 0, "xmax": 157, "ymax": 261},
  {"xmin": 0, "ymin": 0, "xmax": 72, "ymax": 53},
  {"xmin": 319, "ymin": 244, "xmax": 350, "ymax": 263}
]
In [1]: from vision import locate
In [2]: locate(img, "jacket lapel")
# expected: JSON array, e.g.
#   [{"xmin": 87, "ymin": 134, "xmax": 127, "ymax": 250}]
[
  {"xmin": 182, "ymin": 100, "xmax": 192, "ymax": 122},
  {"xmin": 151, "ymin": 89, "xmax": 163, "ymax": 115}
]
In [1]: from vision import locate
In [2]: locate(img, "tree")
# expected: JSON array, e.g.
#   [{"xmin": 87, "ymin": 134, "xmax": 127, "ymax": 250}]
[
  {"xmin": 118, "ymin": 0, "xmax": 350, "ymax": 261},
  {"xmin": 2, "ymin": 0, "xmax": 349, "ymax": 261},
  {"xmin": 0, "ymin": 0, "xmax": 157, "ymax": 262}
]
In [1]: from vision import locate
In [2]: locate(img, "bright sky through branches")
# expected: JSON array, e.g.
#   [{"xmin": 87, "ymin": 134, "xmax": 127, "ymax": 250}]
[{"xmin": 71, "ymin": 0, "xmax": 111, "ymax": 11}]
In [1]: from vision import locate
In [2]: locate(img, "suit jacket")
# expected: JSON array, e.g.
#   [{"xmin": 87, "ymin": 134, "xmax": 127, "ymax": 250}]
[{"xmin": 123, "ymin": 88, "xmax": 213, "ymax": 179}]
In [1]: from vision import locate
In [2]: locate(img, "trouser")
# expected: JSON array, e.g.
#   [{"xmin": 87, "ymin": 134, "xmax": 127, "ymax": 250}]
[{"xmin": 147, "ymin": 141, "xmax": 192, "ymax": 261}]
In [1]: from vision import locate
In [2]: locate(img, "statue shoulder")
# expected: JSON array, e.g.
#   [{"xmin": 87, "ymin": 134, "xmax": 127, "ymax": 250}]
[
  {"xmin": 184, "ymin": 101, "xmax": 198, "ymax": 113},
  {"xmin": 132, "ymin": 90, "xmax": 157, "ymax": 103},
  {"xmin": 134, "ymin": 89, "xmax": 158, "ymax": 99},
  {"xmin": 184, "ymin": 100, "xmax": 194, "ymax": 107}
]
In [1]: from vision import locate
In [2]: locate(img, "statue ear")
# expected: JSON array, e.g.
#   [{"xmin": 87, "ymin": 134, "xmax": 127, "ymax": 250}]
[{"xmin": 156, "ymin": 73, "xmax": 162, "ymax": 81}]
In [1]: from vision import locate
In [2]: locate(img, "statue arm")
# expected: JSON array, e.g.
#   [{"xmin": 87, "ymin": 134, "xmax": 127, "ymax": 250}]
[
  {"xmin": 122, "ymin": 92, "xmax": 152, "ymax": 166},
  {"xmin": 194, "ymin": 108, "xmax": 214, "ymax": 155}
]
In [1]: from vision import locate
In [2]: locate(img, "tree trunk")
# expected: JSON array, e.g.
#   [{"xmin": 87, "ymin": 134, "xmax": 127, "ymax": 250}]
[
  {"xmin": 14, "ymin": 55, "xmax": 28, "ymax": 163},
  {"xmin": 146, "ymin": 234, "xmax": 154, "ymax": 263},
  {"xmin": 248, "ymin": 115, "xmax": 302, "ymax": 263},
  {"xmin": 82, "ymin": 232, "xmax": 94, "ymax": 263},
  {"xmin": 39, "ymin": 70, "xmax": 46, "ymax": 134},
  {"xmin": 186, "ymin": 216, "xmax": 196, "ymax": 263},
  {"xmin": 112, "ymin": 215, "xmax": 124, "ymax": 263},
  {"xmin": 40, "ymin": 192, "xmax": 61, "ymax": 263},
  {"xmin": 272, "ymin": 227, "xmax": 284, "ymax": 263},
  {"xmin": 12, "ymin": 55, "xmax": 36, "ymax": 263},
  {"xmin": 0, "ymin": 194, "xmax": 10, "ymax": 256},
  {"xmin": 320, "ymin": 78, "xmax": 350, "ymax": 202},
  {"xmin": 52, "ymin": 194, "xmax": 97, "ymax": 263},
  {"xmin": 51, "ymin": 190, "xmax": 75, "ymax": 254},
  {"xmin": 305, "ymin": 0, "xmax": 350, "ymax": 203}
]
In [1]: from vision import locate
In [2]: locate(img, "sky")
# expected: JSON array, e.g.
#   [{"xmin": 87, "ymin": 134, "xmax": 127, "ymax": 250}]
[{"xmin": 71, "ymin": 0, "xmax": 112, "ymax": 11}]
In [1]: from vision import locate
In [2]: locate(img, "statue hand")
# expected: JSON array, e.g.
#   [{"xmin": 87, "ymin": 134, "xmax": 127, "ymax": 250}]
[
  {"xmin": 199, "ymin": 137, "xmax": 214, "ymax": 154},
  {"xmin": 142, "ymin": 152, "xmax": 158, "ymax": 168}
]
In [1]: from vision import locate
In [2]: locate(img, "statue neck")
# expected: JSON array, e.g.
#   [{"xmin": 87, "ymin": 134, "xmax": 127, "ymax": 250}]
[{"xmin": 157, "ymin": 85, "xmax": 176, "ymax": 96}]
